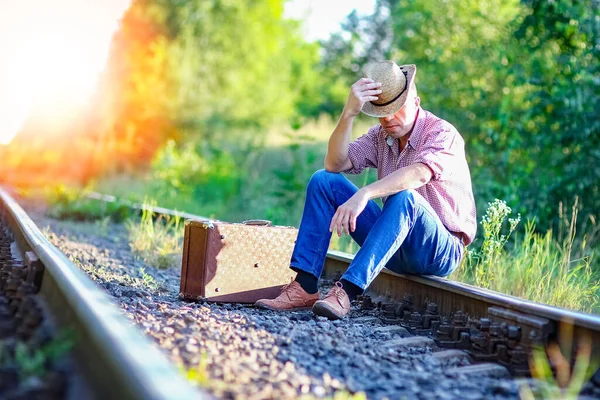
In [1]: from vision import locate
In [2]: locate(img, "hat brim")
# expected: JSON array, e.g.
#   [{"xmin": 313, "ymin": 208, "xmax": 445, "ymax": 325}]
[{"xmin": 361, "ymin": 64, "xmax": 417, "ymax": 118}]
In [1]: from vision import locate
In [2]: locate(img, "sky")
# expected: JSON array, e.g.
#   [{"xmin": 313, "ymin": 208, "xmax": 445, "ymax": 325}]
[
  {"xmin": 0, "ymin": 0, "xmax": 375, "ymax": 145},
  {"xmin": 284, "ymin": 0, "xmax": 376, "ymax": 42}
]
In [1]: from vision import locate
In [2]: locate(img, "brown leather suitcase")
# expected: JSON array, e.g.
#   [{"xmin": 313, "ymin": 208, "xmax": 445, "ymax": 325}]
[{"xmin": 179, "ymin": 219, "xmax": 298, "ymax": 303}]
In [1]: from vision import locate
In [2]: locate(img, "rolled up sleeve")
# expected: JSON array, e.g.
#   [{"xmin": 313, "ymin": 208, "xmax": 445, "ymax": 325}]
[
  {"xmin": 343, "ymin": 126, "xmax": 379, "ymax": 175},
  {"xmin": 413, "ymin": 126, "xmax": 457, "ymax": 181}
]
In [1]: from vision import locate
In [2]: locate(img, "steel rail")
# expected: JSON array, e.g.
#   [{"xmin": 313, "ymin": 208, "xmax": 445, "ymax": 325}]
[
  {"xmin": 86, "ymin": 191, "xmax": 209, "ymax": 221},
  {"xmin": 325, "ymin": 250, "xmax": 600, "ymax": 359},
  {"xmin": 0, "ymin": 188, "xmax": 206, "ymax": 400}
]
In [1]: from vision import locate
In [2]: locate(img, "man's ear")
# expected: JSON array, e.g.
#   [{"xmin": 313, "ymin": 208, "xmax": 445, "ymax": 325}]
[{"xmin": 415, "ymin": 96, "xmax": 421, "ymax": 107}]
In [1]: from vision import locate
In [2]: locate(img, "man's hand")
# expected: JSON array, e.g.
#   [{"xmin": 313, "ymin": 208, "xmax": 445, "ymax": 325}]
[
  {"xmin": 329, "ymin": 189, "xmax": 370, "ymax": 237},
  {"xmin": 343, "ymin": 78, "xmax": 382, "ymax": 117}
]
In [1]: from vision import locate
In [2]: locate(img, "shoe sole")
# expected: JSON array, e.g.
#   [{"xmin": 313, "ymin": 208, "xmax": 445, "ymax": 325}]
[
  {"xmin": 255, "ymin": 302, "xmax": 315, "ymax": 312},
  {"xmin": 312, "ymin": 301, "xmax": 345, "ymax": 320}
]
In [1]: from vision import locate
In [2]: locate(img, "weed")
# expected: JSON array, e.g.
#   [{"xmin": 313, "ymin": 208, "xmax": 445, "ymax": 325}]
[
  {"xmin": 185, "ymin": 354, "xmax": 211, "ymax": 387},
  {"xmin": 184, "ymin": 354, "xmax": 227, "ymax": 393},
  {"xmin": 455, "ymin": 200, "xmax": 600, "ymax": 313},
  {"xmin": 94, "ymin": 216, "xmax": 112, "ymax": 236},
  {"xmin": 139, "ymin": 267, "xmax": 159, "ymax": 291},
  {"xmin": 461, "ymin": 199, "xmax": 521, "ymax": 289},
  {"xmin": 519, "ymin": 322, "xmax": 598, "ymax": 399},
  {"xmin": 126, "ymin": 200, "xmax": 183, "ymax": 269},
  {"xmin": 2, "ymin": 329, "xmax": 76, "ymax": 380},
  {"xmin": 14, "ymin": 342, "xmax": 46, "ymax": 379}
]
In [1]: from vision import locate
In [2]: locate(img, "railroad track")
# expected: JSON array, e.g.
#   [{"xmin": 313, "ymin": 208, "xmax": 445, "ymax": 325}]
[
  {"xmin": 110, "ymin": 191, "xmax": 600, "ymax": 381},
  {"xmin": 326, "ymin": 251, "xmax": 600, "ymax": 383},
  {"xmin": 4, "ymin": 188, "xmax": 600, "ymax": 399},
  {"xmin": 0, "ymin": 188, "xmax": 204, "ymax": 399}
]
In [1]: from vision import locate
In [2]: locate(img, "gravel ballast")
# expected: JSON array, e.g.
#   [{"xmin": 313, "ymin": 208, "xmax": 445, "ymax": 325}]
[{"xmin": 25, "ymin": 211, "xmax": 538, "ymax": 400}]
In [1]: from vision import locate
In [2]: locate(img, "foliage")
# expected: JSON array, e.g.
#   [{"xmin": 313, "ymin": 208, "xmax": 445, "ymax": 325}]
[
  {"xmin": 455, "ymin": 200, "xmax": 600, "ymax": 313},
  {"xmin": 89, "ymin": 0, "xmax": 176, "ymax": 175},
  {"xmin": 167, "ymin": 0, "xmax": 320, "ymax": 132},
  {"xmin": 319, "ymin": 0, "xmax": 600, "ymax": 232},
  {"xmin": 520, "ymin": 322, "xmax": 598, "ymax": 400},
  {"xmin": 468, "ymin": 199, "xmax": 521, "ymax": 288},
  {"xmin": 269, "ymin": 134, "xmax": 320, "ymax": 222},
  {"xmin": 103, "ymin": 115, "xmax": 376, "ymax": 226},
  {"xmin": 150, "ymin": 140, "xmax": 243, "ymax": 217},
  {"xmin": 0, "ymin": 329, "xmax": 75, "ymax": 380},
  {"xmin": 139, "ymin": 267, "xmax": 160, "ymax": 291},
  {"xmin": 501, "ymin": 0, "xmax": 600, "ymax": 225},
  {"xmin": 45, "ymin": 186, "xmax": 132, "ymax": 222},
  {"xmin": 389, "ymin": 0, "xmax": 520, "ymax": 132},
  {"xmin": 126, "ymin": 201, "xmax": 184, "ymax": 269},
  {"xmin": 0, "ymin": 0, "xmax": 324, "ymax": 180}
]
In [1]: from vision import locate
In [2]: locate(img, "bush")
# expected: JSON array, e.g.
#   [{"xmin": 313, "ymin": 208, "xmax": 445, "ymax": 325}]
[{"xmin": 45, "ymin": 186, "xmax": 131, "ymax": 222}]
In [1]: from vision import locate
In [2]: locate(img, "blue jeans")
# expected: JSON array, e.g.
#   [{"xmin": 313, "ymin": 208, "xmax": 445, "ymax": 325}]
[{"xmin": 290, "ymin": 170, "xmax": 464, "ymax": 290}]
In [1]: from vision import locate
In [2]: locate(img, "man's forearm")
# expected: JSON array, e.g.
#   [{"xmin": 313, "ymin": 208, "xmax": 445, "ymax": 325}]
[
  {"xmin": 325, "ymin": 78, "xmax": 382, "ymax": 171},
  {"xmin": 325, "ymin": 110, "xmax": 355, "ymax": 171},
  {"xmin": 361, "ymin": 163, "xmax": 433, "ymax": 200}
]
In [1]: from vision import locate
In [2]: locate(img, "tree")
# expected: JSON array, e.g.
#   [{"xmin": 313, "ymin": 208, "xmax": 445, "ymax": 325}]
[
  {"xmin": 162, "ymin": 0, "xmax": 321, "ymax": 141},
  {"xmin": 90, "ymin": 0, "xmax": 176, "ymax": 174},
  {"xmin": 499, "ymin": 0, "xmax": 600, "ymax": 224}
]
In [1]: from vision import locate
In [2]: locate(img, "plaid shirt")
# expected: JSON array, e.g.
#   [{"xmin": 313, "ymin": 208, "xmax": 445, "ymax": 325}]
[{"xmin": 344, "ymin": 108, "xmax": 477, "ymax": 245}]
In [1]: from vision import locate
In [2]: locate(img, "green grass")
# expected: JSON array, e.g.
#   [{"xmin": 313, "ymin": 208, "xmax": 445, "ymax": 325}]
[
  {"xmin": 0, "ymin": 329, "xmax": 75, "ymax": 381},
  {"xmin": 125, "ymin": 202, "xmax": 184, "ymax": 269},
  {"xmin": 454, "ymin": 199, "xmax": 600, "ymax": 313},
  {"xmin": 44, "ymin": 185, "xmax": 132, "ymax": 222},
  {"xmin": 519, "ymin": 322, "xmax": 598, "ymax": 400},
  {"xmin": 92, "ymin": 116, "xmax": 375, "ymax": 225}
]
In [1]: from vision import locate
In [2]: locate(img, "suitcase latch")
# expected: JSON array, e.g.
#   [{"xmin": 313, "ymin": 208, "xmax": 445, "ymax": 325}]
[{"xmin": 242, "ymin": 219, "xmax": 272, "ymax": 226}]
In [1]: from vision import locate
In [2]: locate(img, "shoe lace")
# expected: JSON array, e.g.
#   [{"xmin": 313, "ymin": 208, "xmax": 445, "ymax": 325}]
[
  {"xmin": 329, "ymin": 281, "xmax": 345, "ymax": 302},
  {"xmin": 280, "ymin": 278, "xmax": 297, "ymax": 296}
]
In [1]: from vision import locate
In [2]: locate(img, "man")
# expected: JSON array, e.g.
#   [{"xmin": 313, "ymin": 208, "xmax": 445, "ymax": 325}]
[{"xmin": 256, "ymin": 61, "xmax": 476, "ymax": 320}]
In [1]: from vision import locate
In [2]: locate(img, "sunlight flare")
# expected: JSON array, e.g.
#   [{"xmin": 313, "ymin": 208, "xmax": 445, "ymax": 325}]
[{"xmin": 0, "ymin": 0, "xmax": 131, "ymax": 144}]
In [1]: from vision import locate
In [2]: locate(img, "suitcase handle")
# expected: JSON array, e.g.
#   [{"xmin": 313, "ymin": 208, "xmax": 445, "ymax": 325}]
[{"xmin": 242, "ymin": 219, "xmax": 272, "ymax": 226}]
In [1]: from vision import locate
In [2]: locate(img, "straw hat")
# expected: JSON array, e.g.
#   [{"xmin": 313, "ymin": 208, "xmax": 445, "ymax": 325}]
[{"xmin": 361, "ymin": 61, "xmax": 417, "ymax": 118}]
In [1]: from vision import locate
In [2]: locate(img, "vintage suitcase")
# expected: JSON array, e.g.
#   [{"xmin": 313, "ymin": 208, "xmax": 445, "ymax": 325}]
[{"xmin": 179, "ymin": 219, "xmax": 298, "ymax": 303}]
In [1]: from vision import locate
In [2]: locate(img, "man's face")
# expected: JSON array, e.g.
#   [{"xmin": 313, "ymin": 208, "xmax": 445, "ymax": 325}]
[{"xmin": 378, "ymin": 91, "xmax": 420, "ymax": 138}]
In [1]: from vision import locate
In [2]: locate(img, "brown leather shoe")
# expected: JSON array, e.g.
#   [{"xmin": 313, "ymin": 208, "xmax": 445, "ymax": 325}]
[
  {"xmin": 255, "ymin": 280, "xmax": 320, "ymax": 311},
  {"xmin": 312, "ymin": 281, "xmax": 350, "ymax": 320}
]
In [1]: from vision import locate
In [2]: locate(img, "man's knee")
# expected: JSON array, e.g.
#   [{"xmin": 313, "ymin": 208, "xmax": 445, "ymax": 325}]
[
  {"xmin": 385, "ymin": 189, "xmax": 417, "ymax": 208},
  {"xmin": 307, "ymin": 169, "xmax": 342, "ymax": 191}
]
